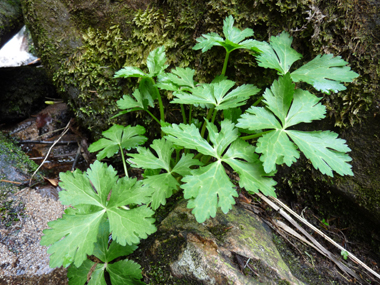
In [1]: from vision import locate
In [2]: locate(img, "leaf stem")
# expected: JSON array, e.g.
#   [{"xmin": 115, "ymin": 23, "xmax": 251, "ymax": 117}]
[
  {"xmin": 253, "ymin": 96, "xmax": 263, "ymax": 106},
  {"xmin": 180, "ymin": 104, "xmax": 187, "ymax": 124},
  {"xmin": 145, "ymin": 110, "xmax": 161, "ymax": 126},
  {"xmin": 200, "ymin": 108, "xmax": 214, "ymax": 138},
  {"xmin": 188, "ymin": 105, "xmax": 193, "ymax": 125},
  {"xmin": 149, "ymin": 77, "xmax": 165, "ymax": 131},
  {"xmin": 222, "ymin": 51, "xmax": 230, "ymax": 76},
  {"xmin": 240, "ymin": 130, "xmax": 272, "ymax": 141},
  {"xmin": 119, "ymin": 146, "xmax": 129, "ymax": 178},
  {"xmin": 211, "ymin": 108, "xmax": 218, "ymax": 124}
]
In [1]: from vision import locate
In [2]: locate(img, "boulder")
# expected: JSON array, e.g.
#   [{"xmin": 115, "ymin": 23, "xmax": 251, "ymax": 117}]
[
  {"xmin": 19, "ymin": 0, "xmax": 380, "ymax": 271},
  {"xmin": 0, "ymin": 0, "xmax": 24, "ymax": 49},
  {"xmin": 140, "ymin": 200, "xmax": 303, "ymax": 285},
  {"xmin": 20, "ymin": 0, "xmax": 380, "ymax": 234}
]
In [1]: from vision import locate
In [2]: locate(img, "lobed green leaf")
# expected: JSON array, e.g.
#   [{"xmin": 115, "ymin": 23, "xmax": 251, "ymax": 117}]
[
  {"xmin": 42, "ymin": 161, "xmax": 156, "ymax": 268},
  {"xmin": 222, "ymin": 139, "xmax": 277, "ymax": 196},
  {"xmin": 41, "ymin": 211, "xmax": 104, "ymax": 268},
  {"xmin": 114, "ymin": 66, "xmax": 146, "ymax": 78},
  {"xmin": 287, "ymin": 130, "xmax": 353, "ymax": 177},
  {"xmin": 237, "ymin": 75, "xmax": 352, "ymax": 176},
  {"xmin": 183, "ymin": 162, "xmax": 237, "ymax": 223},
  {"xmin": 146, "ymin": 46, "xmax": 169, "ymax": 77},
  {"xmin": 108, "ymin": 260, "xmax": 146, "ymax": 285},
  {"xmin": 129, "ymin": 139, "xmax": 173, "ymax": 172},
  {"xmin": 88, "ymin": 125, "xmax": 147, "ymax": 161},
  {"xmin": 256, "ymin": 32, "xmax": 302, "ymax": 75},
  {"xmin": 117, "ymin": 89, "xmax": 146, "ymax": 111},
  {"xmin": 156, "ymin": 67, "xmax": 196, "ymax": 91},
  {"xmin": 171, "ymin": 79, "xmax": 260, "ymax": 110},
  {"xmin": 193, "ymin": 15, "xmax": 262, "ymax": 54},
  {"xmin": 290, "ymin": 54, "xmax": 359, "ymax": 94},
  {"xmin": 163, "ymin": 123, "xmax": 216, "ymax": 157}
]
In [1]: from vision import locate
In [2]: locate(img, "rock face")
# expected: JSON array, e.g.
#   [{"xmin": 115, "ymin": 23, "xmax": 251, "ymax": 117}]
[
  {"xmin": 0, "ymin": 0, "xmax": 24, "ymax": 49},
  {"xmin": 20, "ymin": 0, "xmax": 380, "ymax": 261},
  {"xmin": 149, "ymin": 200, "xmax": 303, "ymax": 285},
  {"xmin": 0, "ymin": 132, "xmax": 67, "ymax": 284}
]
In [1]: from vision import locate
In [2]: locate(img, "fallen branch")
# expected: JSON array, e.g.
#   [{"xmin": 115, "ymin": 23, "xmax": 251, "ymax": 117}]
[{"xmin": 17, "ymin": 140, "xmax": 77, "ymax": 144}]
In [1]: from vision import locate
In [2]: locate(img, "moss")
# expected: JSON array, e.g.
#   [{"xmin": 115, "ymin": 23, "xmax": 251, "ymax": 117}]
[
  {"xmin": 0, "ymin": 132, "xmax": 41, "ymax": 228},
  {"xmin": 128, "ymin": 231, "xmax": 202, "ymax": 285},
  {"xmin": 0, "ymin": 0, "xmax": 24, "ymax": 48},
  {"xmin": 22, "ymin": 0, "xmax": 379, "ymax": 139},
  {"xmin": 272, "ymin": 233, "xmax": 342, "ymax": 284}
]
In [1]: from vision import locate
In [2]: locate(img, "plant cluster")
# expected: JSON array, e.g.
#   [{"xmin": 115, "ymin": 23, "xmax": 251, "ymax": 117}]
[{"xmin": 41, "ymin": 16, "xmax": 358, "ymax": 284}]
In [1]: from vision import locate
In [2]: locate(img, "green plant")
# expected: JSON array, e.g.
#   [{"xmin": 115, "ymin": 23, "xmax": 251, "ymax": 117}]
[
  {"xmin": 341, "ymin": 250, "xmax": 349, "ymax": 260},
  {"xmin": 321, "ymin": 218, "xmax": 330, "ymax": 227},
  {"xmin": 41, "ymin": 15, "xmax": 358, "ymax": 284}
]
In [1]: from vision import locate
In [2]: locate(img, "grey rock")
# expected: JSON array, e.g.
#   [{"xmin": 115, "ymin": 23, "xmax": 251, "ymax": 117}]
[{"xmin": 155, "ymin": 200, "xmax": 304, "ymax": 285}]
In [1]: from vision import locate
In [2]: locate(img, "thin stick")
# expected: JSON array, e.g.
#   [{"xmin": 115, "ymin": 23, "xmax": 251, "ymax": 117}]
[
  {"xmin": 265, "ymin": 194, "xmax": 380, "ymax": 281},
  {"xmin": 29, "ymin": 120, "xmax": 71, "ymax": 186},
  {"xmin": 29, "ymin": 152, "xmax": 77, "ymax": 160},
  {"xmin": 0, "ymin": 179, "xmax": 22, "ymax": 185},
  {"xmin": 256, "ymin": 193, "xmax": 359, "ymax": 279},
  {"xmin": 17, "ymin": 140, "xmax": 77, "ymax": 144}
]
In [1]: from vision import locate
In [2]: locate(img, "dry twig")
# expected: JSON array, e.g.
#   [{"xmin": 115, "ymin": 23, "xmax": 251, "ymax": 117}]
[{"xmin": 28, "ymin": 120, "xmax": 72, "ymax": 186}]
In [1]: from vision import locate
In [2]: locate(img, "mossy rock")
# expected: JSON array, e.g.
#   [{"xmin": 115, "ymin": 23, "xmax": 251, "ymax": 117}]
[
  {"xmin": 0, "ymin": 131, "xmax": 41, "ymax": 228},
  {"xmin": 0, "ymin": 0, "xmax": 24, "ymax": 48},
  {"xmin": 21, "ymin": 0, "xmax": 380, "ymax": 254},
  {"xmin": 21, "ymin": 0, "xmax": 379, "ymax": 137},
  {"xmin": 130, "ymin": 199, "xmax": 304, "ymax": 284}
]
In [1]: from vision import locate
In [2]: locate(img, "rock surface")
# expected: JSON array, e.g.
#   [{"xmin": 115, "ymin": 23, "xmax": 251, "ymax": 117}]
[
  {"xmin": 0, "ymin": 132, "xmax": 67, "ymax": 284},
  {"xmin": 19, "ymin": 0, "xmax": 380, "ymax": 228},
  {"xmin": 150, "ymin": 200, "xmax": 303, "ymax": 285},
  {"xmin": 0, "ymin": 0, "xmax": 24, "ymax": 49}
]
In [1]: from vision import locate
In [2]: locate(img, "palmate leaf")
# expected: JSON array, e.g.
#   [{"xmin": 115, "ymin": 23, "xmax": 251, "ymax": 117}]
[
  {"xmin": 183, "ymin": 163, "xmax": 237, "ymax": 223},
  {"xmin": 41, "ymin": 161, "xmax": 156, "ymax": 268},
  {"xmin": 92, "ymin": 219, "xmax": 138, "ymax": 263},
  {"xmin": 117, "ymin": 89, "xmax": 147, "ymax": 111},
  {"xmin": 156, "ymin": 67, "xmax": 196, "ymax": 91},
  {"xmin": 114, "ymin": 66, "xmax": 145, "ymax": 78},
  {"xmin": 256, "ymin": 32, "xmax": 302, "ymax": 75},
  {"xmin": 223, "ymin": 140, "xmax": 277, "ymax": 197},
  {"xmin": 163, "ymin": 120, "xmax": 276, "ymax": 222},
  {"xmin": 68, "ymin": 259, "xmax": 105, "ymax": 285},
  {"xmin": 141, "ymin": 174, "xmax": 179, "ymax": 210},
  {"xmin": 129, "ymin": 139, "xmax": 203, "ymax": 209},
  {"xmin": 129, "ymin": 139, "xmax": 174, "ymax": 171},
  {"xmin": 114, "ymin": 46, "xmax": 167, "ymax": 79},
  {"xmin": 237, "ymin": 75, "xmax": 353, "ymax": 176},
  {"xmin": 171, "ymin": 78, "xmax": 260, "ymax": 110},
  {"xmin": 193, "ymin": 15, "xmax": 262, "ymax": 53},
  {"xmin": 290, "ymin": 54, "xmax": 359, "ymax": 94},
  {"xmin": 88, "ymin": 125, "xmax": 147, "ymax": 160},
  {"xmin": 108, "ymin": 260, "xmax": 146, "ymax": 285},
  {"xmin": 287, "ymin": 130, "xmax": 353, "ymax": 177},
  {"xmin": 146, "ymin": 46, "xmax": 169, "ymax": 77},
  {"xmin": 68, "ymin": 219, "xmax": 142, "ymax": 285}
]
